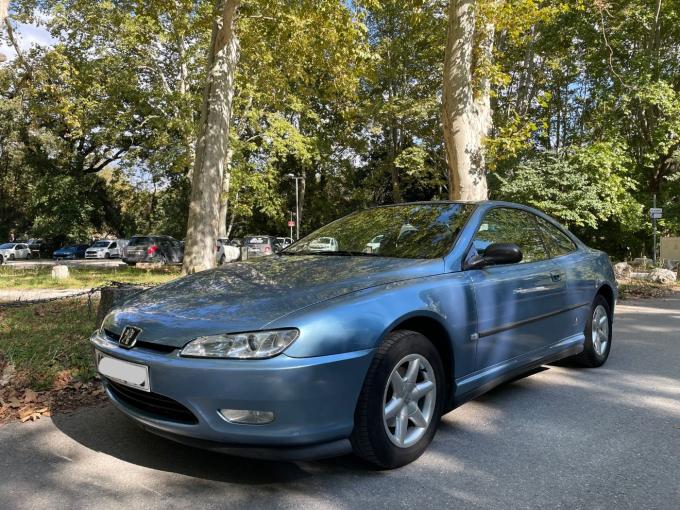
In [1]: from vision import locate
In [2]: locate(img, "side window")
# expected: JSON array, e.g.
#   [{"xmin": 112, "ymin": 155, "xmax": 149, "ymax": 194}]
[
  {"xmin": 110, "ymin": 242, "xmax": 117, "ymax": 249},
  {"xmin": 473, "ymin": 208, "xmax": 549, "ymax": 264},
  {"xmin": 535, "ymin": 216, "xmax": 577, "ymax": 257}
]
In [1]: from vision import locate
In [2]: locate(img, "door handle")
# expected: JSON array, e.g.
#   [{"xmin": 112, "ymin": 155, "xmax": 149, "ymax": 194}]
[
  {"xmin": 514, "ymin": 286, "xmax": 551, "ymax": 295},
  {"xmin": 550, "ymin": 271, "xmax": 562, "ymax": 282}
]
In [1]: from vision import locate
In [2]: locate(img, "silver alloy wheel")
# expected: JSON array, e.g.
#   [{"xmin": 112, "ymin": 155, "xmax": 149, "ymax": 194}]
[
  {"xmin": 591, "ymin": 304, "xmax": 610, "ymax": 356},
  {"xmin": 382, "ymin": 353, "xmax": 436, "ymax": 448}
]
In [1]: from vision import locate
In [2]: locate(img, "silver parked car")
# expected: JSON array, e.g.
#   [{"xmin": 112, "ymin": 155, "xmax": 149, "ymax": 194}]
[
  {"xmin": 215, "ymin": 238, "xmax": 240, "ymax": 265},
  {"xmin": 86, "ymin": 239, "xmax": 127, "ymax": 259}
]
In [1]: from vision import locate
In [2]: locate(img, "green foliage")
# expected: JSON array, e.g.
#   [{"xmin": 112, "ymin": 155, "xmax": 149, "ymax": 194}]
[
  {"xmin": 0, "ymin": 0, "xmax": 678, "ymax": 260},
  {"xmin": 494, "ymin": 145, "xmax": 640, "ymax": 229}
]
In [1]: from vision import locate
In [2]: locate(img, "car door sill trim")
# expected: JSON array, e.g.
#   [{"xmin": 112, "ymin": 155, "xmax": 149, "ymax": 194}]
[{"xmin": 478, "ymin": 301, "xmax": 589, "ymax": 338}]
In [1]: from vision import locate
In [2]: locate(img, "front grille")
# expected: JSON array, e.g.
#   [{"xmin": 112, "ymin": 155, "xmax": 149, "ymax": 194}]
[
  {"xmin": 104, "ymin": 329, "xmax": 177, "ymax": 353},
  {"xmin": 106, "ymin": 379, "xmax": 198, "ymax": 424}
]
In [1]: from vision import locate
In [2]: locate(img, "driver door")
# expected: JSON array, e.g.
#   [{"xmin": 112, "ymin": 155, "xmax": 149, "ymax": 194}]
[{"xmin": 466, "ymin": 207, "xmax": 568, "ymax": 371}]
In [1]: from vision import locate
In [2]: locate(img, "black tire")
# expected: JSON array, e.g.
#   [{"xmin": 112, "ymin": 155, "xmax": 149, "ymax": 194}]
[
  {"xmin": 572, "ymin": 295, "xmax": 612, "ymax": 368},
  {"xmin": 26, "ymin": 253, "xmax": 31, "ymax": 260},
  {"xmin": 105, "ymin": 252, "xmax": 110, "ymax": 259},
  {"xmin": 219, "ymin": 255, "xmax": 226, "ymax": 266},
  {"xmin": 9, "ymin": 254, "xmax": 14, "ymax": 260},
  {"xmin": 351, "ymin": 330, "xmax": 445, "ymax": 469}
]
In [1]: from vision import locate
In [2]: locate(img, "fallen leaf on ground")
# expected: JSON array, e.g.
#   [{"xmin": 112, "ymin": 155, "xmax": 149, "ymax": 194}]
[{"xmin": 23, "ymin": 389, "xmax": 38, "ymax": 403}]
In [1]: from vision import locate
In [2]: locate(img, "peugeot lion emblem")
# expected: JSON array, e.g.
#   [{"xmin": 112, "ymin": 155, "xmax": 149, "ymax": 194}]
[{"xmin": 119, "ymin": 326, "xmax": 142, "ymax": 349}]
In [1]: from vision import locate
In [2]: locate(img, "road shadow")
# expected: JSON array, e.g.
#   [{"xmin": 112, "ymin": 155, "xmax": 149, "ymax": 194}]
[{"xmin": 51, "ymin": 404, "xmax": 374, "ymax": 485}]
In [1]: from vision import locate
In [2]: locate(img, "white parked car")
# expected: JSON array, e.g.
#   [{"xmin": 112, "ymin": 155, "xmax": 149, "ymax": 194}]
[
  {"xmin": 216, "ymin": 238, "xmax": 241, "ymax": 265},
  {"xmin": 308, "ymin": 237, "xmax": 339, "ymax": 252},
  {"xmin": 365, "ymin": 234, "xmax": 385, "ymax": 253},
  {"xmin": 276, "ymin": 237, "xmax": 294, "ymax": 249},
  {"xmin": 0, "ymin": 242, "xmax": 32, "ymax": 261},
  {"xmin": 85, "ymin": 239, "xmax": 126, "ymax": 259}
]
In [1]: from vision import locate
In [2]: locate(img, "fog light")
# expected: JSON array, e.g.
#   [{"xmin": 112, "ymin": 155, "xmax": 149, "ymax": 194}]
[{"xmin": 218, "ymin": 409, "xmax": 274, "ymax": 424}]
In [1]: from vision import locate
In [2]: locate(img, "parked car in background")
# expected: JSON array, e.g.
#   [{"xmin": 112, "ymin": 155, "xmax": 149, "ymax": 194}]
[
  {"xmin": 86, "ymin": 239, "xmax": 127, "ymax": 259},
  {"xmin": 276, "ymin": 237, "xmax": 294, "ymax": 249},
  {"xmin": 365, "ymin": 234, "xmax": 385, "ymax": 253},
  {"xmin": 243, "ymin": 235, "xmax": 279, "ymax": 258},
  {"xmin": 93, "ymin": 201, "xmax": 616, "ymax": 468},
  {"xmin": 53, "ymin": 244, "xmax": 89, "ymax": 260},
  {"xmin": 216, "ymin": 238, "xmax": 240, "ymax": 265},
  {"xmin": 122, "ymin": 235, "xmax": 183, "ymax": 265},
  {"xmin": 27, "ymin": 238, "xmax": 45, "ymax": 258},
  {"xmin": 0, "ymin": 242, "xmax": 32, "ymax": 260},
  {"xmin": 308, "ymin": 236, "xmax": 339, "ymax": 252}
]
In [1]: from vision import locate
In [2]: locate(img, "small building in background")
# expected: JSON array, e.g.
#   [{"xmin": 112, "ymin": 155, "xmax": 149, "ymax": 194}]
[{"xmin": 660, "ymin": 237, "xmax": 680, "ymax": 265}]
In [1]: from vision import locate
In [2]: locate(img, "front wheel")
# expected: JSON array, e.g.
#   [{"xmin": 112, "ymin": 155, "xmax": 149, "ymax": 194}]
[
  {"xmin": 351, "ymin": 330, "xmax": 444, "ymax": 469},
  {"xmin": 572, "ymin": 295, "xmax": 612, "ymax": 367}
]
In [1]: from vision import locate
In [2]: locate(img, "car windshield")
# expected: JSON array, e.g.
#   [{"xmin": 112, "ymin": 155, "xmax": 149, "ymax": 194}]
[
  {"xmin": 92, "ymin": 241, "xmax": 110, "ymax": 248},
  {"xmin": 284, "ymin": 203, "xmax": 474, "ymax": 259},
  {"xmin": 0, "ymin": 243, "xmax": 15, "ymax": 249},
  {"xmin": 128, "ymin": 237, "xmax": 152, "ymax": 246}
]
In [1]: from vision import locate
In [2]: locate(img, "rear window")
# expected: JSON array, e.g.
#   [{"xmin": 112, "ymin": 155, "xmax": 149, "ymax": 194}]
[
  {"xmin": 245, "ymin": 236, "xmax": 270, "ymax": 245},
  {"xmin": 128, "ymin": 237, "xmax": 152, "ymax": 246}
]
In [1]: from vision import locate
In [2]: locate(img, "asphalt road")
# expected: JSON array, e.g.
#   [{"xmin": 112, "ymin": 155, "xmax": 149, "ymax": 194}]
[{"xmin": 1, "ymin": 294, "xmax": 678, "ymax": 510}]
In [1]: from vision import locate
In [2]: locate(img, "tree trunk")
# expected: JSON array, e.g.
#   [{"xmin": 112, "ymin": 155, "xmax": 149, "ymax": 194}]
[
  {"xmin": 0, "ymin": 0, "xmax": 9, "ymax": 62},
  {"xmin": 217, "ymin": 150, "xmax": 232, "ymax": 238},
  {"xmin": 442, "ymin": 0, "xmax": 494, "ymax": 201},
  {"xmin": 225, "ymin": 189, "xmax": 239, "ymax": 239},
  {"xmin": 183, "ymin": 0, "xmax": 240, "ymax": 274}
]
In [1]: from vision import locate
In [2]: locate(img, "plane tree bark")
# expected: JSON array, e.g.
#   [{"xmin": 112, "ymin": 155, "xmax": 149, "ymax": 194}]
[
  {"xmin": 183, "ymin": 0, "xmax": 240, "ymax": 274},
  {"xmin": 442, "ymin": 0, "xmax": 495, "ymax": 201}
]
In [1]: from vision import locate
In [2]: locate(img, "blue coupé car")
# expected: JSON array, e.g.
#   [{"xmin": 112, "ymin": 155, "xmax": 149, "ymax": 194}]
[{"xmin": 91, "ymin": 201, "xmax": 616, "ymax": 468}]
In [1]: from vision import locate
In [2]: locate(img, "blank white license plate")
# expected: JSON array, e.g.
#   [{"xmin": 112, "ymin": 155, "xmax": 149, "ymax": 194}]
[{"xmin": 97, "ymin": 354, "xmax": 150, "ymax": 392}]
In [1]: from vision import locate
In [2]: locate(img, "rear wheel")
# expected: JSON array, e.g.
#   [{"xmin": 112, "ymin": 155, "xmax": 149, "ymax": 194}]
[
  {"xmin": 351, "ymin": 330, "xmax": 444, "ymax": 469},
  {"xmin": 572, "ymin": 295, "xmax": 612, "ymax": 367}
]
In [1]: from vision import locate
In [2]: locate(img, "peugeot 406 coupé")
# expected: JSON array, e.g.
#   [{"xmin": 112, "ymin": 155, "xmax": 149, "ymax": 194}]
[{"xmin": 91, "ymin": 201, "xmax": 616, "ymax": 468}]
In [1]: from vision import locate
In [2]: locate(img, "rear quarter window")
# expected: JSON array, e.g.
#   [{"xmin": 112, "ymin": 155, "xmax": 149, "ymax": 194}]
[{"xmin": 536, "ymin": 217, "xmax": 577, "ymax": 257}]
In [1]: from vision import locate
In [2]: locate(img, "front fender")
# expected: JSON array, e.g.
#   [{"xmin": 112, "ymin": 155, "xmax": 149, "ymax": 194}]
[{"xmin": 267, "ymin": 272, "xmax": 478, "ymax": 380}]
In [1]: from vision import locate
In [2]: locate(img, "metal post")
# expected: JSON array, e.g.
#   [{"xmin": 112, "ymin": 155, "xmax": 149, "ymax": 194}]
[
  {"xmin": 295, "ymin": 178, "xmax": 300, "ymax": 240},
  {"xmin": 652, "ymin": 194, "xmax": 657, "ymax": 266}
]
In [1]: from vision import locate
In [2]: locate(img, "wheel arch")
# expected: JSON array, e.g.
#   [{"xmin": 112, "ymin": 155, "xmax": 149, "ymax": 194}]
[
  {"xmin": 596, "ymin": 283, "xmax": 615, "ymax": 313},
  {"xmin": 385, "ymin": 312, "xmax": 455, "ymax": 411}
]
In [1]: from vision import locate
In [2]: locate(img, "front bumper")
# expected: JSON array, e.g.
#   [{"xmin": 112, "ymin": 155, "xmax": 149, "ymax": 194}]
[{"xmin": 91, "ymin": 330, "xmax": 373, "ymax": 458}]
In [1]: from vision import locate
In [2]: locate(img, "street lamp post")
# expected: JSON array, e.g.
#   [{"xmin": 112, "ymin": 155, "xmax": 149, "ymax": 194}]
[{"xmin": 286, "ymin": 174, "xmax": 304, "ymax": 240}]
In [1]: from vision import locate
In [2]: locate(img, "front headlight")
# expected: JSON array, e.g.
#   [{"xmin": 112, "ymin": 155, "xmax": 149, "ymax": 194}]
[{"xmin": 180, "ymin": 329, "xmax": 299, "ymax": 359}]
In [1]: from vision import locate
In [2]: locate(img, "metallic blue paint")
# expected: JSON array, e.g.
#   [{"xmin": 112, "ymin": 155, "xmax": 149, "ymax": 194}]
[{"xmin": 93, "ymin": 200, "xmax": 617, "ymax": 459}]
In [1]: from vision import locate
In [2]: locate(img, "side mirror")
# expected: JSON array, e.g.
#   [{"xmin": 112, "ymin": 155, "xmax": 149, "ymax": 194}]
[{"xmin": 464, "ymin": 243, "xmax": 523, "ymax": 270}]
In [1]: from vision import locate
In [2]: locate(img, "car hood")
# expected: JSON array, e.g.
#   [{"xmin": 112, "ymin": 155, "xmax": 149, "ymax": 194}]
[{"xmin": 104, "ymin": 255, "xmax": 445, "ymax": 348}]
